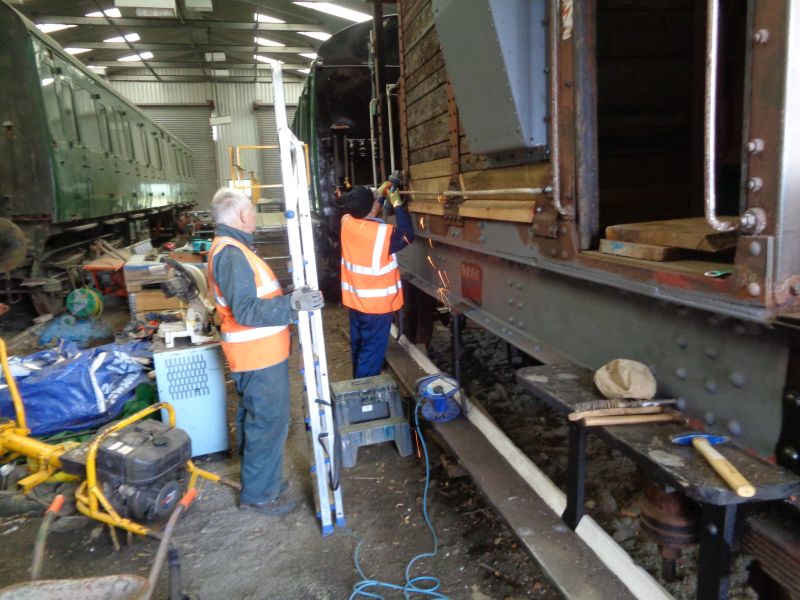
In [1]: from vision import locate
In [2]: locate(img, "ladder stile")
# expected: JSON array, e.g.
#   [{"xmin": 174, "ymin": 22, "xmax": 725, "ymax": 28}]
[{"xmin": 272, "ymin": 64, "xmax": 345, "ymax": 534}]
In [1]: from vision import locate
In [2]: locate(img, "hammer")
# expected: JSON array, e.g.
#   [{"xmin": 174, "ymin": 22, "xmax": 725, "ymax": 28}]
[{"xmin": 671, "ymin": 433, "xmax": 756, "ymax": 498}]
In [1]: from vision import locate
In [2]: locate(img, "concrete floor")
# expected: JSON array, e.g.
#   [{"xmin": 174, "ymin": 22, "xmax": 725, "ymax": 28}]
[{"xmin": 0, "ymin": 305, "xmax": 552, "ymax": 599}]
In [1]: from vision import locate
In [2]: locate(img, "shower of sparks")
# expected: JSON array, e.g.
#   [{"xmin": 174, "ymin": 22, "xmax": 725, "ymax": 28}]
[{"xmin": 417, "ymin": 211, "xmax": 451, "ymax": 307}]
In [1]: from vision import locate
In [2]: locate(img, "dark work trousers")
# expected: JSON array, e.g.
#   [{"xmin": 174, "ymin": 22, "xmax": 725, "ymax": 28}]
[
  {"xmin": 349, "ymin": 309, "xmax": 395, "ymax": 379},
  {"xmin": 231, "ymin": 359, "xmax": 290, "ymax": 504}
]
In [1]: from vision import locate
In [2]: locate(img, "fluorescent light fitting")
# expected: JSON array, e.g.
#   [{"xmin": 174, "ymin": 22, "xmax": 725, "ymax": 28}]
[
  {"xmin": 296, "ymin": 68, "xmax": 310, "ymax": 74},
  {"xmin": 293, "ymin": 2, "xmax": 371, "ymax": 23},
  {"xmin": 65, "ymin": 48, "xmax": 92, "ymax": 55},
  {"xmin": 103, "ymin": 33, "xmax": 140, "ymax": 43},
  {"xmin": 36, "ymin": 24, "xmax": 77, "ymax": 33},
  {"xmin": 212, "ymin": 69, "xmax": 230, "ymax": 77},
  {"xmin": 204, "ymin": 52, "xmax": 225, "ymax": 62},
  {"xmin": 254, "ymin": 12, "xmax": 285, "ymax": 23},
  {"xmin": 299, "ymin": 31, "xmax": 331, "ymax": 41},
  {"xmin": 41, "ymin": 78, "xmax": 55, "ymax": 86},
  {"xmin": 253, "ymin": 54, "xmax": 280, "ymax": 65},
  {"xmin": 299, "ymin": 52, "xmax": 317, "ymax": 60},
  {"xmin": 85, "ymin": 8, "xmax": 122, "ymax": 18},
  {"xmin": 254, "ymin": 36, "xmax": 285, "ymax": 47},
  {"xmin": 117, "ymin": 51, "xmax": 154, "ymax": 62},
  {"xmin": 88, "ymin": 65, "xmax": 107, "ymax": 72}
]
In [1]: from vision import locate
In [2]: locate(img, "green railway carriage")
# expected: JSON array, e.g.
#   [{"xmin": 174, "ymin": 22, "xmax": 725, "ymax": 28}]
[{"xmin": 0, "ymin": 1, "xmax": 196, "ymax": 311}]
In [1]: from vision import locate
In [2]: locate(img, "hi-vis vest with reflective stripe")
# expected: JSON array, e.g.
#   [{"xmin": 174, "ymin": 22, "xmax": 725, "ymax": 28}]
[
  {"xmin": 207, "ymin": 236, "xmax": 290, "ymax": 372},
  {"xmin": 340, "ymin": 214, "xmax": 403, "ymax": 314}
]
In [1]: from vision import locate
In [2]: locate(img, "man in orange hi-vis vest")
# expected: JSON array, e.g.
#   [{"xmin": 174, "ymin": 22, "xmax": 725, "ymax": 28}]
[
  {"xmin": 208, "ymin": 188, "xmax": 323, "ymax": 516},
  {"xmin": 340, "ymin": 180, "xmax": 415, "ymax": 378}
]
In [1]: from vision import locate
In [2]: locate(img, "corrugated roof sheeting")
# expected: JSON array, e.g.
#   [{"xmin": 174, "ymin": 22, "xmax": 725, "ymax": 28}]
[{"xmin": 109, "ymin": 79, "xmax": 302, "ymax": 194}]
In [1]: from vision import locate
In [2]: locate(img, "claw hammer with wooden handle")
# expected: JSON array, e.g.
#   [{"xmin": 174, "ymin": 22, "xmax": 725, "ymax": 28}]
[{"xmin": 671, "ymin": 432, "xmax": 756, "ymax": 497}]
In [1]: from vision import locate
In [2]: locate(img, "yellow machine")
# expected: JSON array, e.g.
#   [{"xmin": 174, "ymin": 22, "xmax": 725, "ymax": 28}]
[{"xmin": 0, "ymin": 337, "xmax": 232, "ymax": 537}]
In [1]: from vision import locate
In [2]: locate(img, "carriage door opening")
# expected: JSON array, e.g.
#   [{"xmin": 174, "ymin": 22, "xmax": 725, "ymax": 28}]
[{"xmin": 593, "ymin": 0, "xmax": 747, "ymax": 264}]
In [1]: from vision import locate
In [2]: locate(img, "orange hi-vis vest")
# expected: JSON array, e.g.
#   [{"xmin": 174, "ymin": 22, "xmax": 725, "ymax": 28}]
[
  {"xmin": 207, "ymin": 236, "xmax": 290, "ymax": 372},
  {"xmin": 340, "ymin": 214, "xmax": 403, "ymax": 314}
]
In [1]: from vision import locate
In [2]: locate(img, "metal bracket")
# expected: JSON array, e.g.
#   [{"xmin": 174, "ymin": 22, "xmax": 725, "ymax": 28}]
[{"xmin": 533, "ymin": 208, "xmax": 559, "ymax": 238}]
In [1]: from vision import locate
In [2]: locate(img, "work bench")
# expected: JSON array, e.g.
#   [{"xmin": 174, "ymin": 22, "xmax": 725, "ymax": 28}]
[{"xmin": 516, "ymin": 363, "xmax": 800, "ymax": 600}]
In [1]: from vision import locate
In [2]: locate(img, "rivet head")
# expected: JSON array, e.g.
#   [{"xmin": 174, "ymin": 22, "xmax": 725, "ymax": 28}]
[
  {"xmin": 705, "ymin": 380, "xmax": 718, "ymax": 394},
  {"xmin": 746, "ymin": 139, "xmax": 765, "ymax": 154},
  {"xmin": 749, "ymin": 241, "xmax": 761, "ymax": 256},
  {"xmin": 508, "ymin": 298, "xmax": 514, "ymax": 305},
  {"xmin": 705, "ymin": 411, "xmax": 716, "ymax": 425},
  {"xmin": 747, "ymin": 177, "xmax": 763, "ymax": 192},
  {"xmin": 728, "ymin": 420, "xmax": 742, "ymax": 436},
  {"xmin": 675, "ymin": 367, "xmax": 687, "ymax": 380},
  {"xmin": 791, "ymin": 283, "xmax": 800, "ymax": 296},
  {"xmin": 753, "ymin": 28, "xmax": 770, "ymax": 44},
  {"xmin": 648, "ymin": 364, "xmax": 658, "ymax": 376},
  {"xmin": 707, "ymin": 523, "xmax": 719, "ymax": 536},
  {"xmin": 507, "ymin": 279, "xmax": 514, "ymax": 286},
  {"xmin": 517, "ymin": 302, "xmax": 524, "ymax": 309},
  {"xmin": 676, "ymin": 398, "xmax": 687, "ymax": 410},
  {"xmin": 550, "ymin": 248, "xmax": 557, "ymax": 257},
  {"xmin": 518, "ymin": 321, "xmax": 524, "ymax": 329},
  {"xmin": 729, "ymin": 371, "xmax": 746, "ymax": 388},
  {"xmin": 508, "ymin": 316, "xmax": 514, "ymax": 323},
  {"xmin": 676, "ymin": 336, "xmax": 688, "ymax": 349},
  {"xmin": 747, "ymin": 282, "xmax": 762, "ymax": 297},
  {"xmin": 705, "ymin": 347, "xmax": 718, "ymax": 359}
]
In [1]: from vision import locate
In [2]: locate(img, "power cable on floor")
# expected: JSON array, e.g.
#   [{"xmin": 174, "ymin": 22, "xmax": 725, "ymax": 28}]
[{"xmin": 346, "ymin": 398, "xmax": 448, "ymax": 599}]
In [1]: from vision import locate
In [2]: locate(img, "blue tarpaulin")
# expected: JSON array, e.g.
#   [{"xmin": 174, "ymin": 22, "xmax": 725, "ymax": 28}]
[{"xmin": 0, "ymin": 340, "xmax": 151, "ymax": 436}]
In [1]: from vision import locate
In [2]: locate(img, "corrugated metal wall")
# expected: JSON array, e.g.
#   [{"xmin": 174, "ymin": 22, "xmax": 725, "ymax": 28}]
[
  {"xmin": 109, "ymin": 78, "xmax": 303, "ymax": 203},
  {"xmin": 256, "ymin": 106, "xmax": 297, "ymax": 200},
  {"xmin": 140, "ymin": 106, "xmax": 217, "ymax": 209}
]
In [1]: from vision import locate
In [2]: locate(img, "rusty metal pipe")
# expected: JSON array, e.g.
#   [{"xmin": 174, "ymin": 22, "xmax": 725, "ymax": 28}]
[
  {"xmin": 398, "ymin": 187, "xmax": 551, "ymax": 198},
  {"xmin": 704, "ymin": 0, "xmax": 736, "ymax": 232}
]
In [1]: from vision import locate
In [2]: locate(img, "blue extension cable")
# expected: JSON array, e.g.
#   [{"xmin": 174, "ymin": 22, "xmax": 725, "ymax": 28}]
[{"xmin": 347, "ymin": 397, "xmax": 448, "ymax": 599}]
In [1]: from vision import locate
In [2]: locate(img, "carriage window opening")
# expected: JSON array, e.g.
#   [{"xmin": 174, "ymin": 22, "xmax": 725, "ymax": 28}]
[
  {"xmin": 74, "ymin": 87, "xmax": 103, "ymax": 151},
  {"xmin": 39, "ymin": 64, "xmax": 64, "ymax": 141},
  {"xmin": 55, "ymin": 78, "xmax": 79, "ymax": 142},
  {"xmin": 132, "ymin": 125, "xmax": 149, "ymax": 165},
  {"xmin": 149, "ymin": 134, "xmax": 162, "ymax": 170},
  {"xmin": 171, "ymin": 146, "xmax": 178, "ymax": 174},
  {"xmin": 96, "ymin": 104, "xmax": 112, "ymax": 154},
  {"xmin": 109, "ymin": 109, "xmax": 126, "ymax": 158},
  {"xmin": 122, "ymin": 119, "xmax": 135, "ymax": 159}
]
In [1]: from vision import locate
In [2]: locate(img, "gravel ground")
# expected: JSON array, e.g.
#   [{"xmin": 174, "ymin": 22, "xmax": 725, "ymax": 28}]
[{"xmin": 0, "ymin": 305, "xmax": 555, "ymax": 600}]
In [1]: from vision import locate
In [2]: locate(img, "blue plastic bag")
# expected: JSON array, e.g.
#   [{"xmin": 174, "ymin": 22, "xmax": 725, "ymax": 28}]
[{"xmin": 0, "ymin": 340, "xmax": 152, "ymax": 436}]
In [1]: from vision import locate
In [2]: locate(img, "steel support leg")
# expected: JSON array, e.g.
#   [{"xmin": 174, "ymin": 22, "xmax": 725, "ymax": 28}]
[
  {"xmin": 563, "ymin": 422, "xmax": 588, "ymax": 529},
  {"xmin": 451, "ymin": 312, "xmax": 464, "ymax": 386},
  {"xmin": 697, "ymin": 503, "xmax": 737, "ymax": 600}
]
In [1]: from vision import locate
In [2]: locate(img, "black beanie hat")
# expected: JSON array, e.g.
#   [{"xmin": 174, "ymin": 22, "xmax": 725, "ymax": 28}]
[{"xmin": 342, "ymin": 186, "xmax": 375, "ymax": 219}]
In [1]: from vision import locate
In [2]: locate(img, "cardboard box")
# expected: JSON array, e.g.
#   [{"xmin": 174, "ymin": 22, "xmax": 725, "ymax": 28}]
[{"xmin": 128, "ymin": 290, "xmax": 186, "ymax": 314}]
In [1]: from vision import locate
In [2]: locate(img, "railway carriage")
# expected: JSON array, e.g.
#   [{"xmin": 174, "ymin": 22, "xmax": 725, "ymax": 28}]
[{"xmin": 0, "ymin": 1, "xmax": 196, "ymax": 313}]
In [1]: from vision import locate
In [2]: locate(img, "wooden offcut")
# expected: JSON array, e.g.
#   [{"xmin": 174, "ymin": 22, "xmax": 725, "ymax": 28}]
[
  {"xmin": 458, "ymin": 199, "xmax": 536, "ymax": 223},
  {"xmin": 605, "ymin": 217, "xmax": 738, "ymax": 252},
  {"xmin": 599, "ymin": 239, "xmax": 683, "ymax": 261}
]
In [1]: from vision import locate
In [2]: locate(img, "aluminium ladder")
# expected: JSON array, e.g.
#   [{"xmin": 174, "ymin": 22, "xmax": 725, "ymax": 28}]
[{"xmin": 272, "ymin": 64, "xmax": 345, "ymax": 535}]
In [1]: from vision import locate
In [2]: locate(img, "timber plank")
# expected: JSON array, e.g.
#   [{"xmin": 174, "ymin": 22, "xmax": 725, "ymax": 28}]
[
  {"xmin": 460, "ymin": 163, "xmax": 552, "ymax": 191},
  {"xmin": 406, "ymin": 84, "xmax": 449, "ymax": 128},
  {"xmin": 406, "ymin": 65, "xmax": 447, "ymax": 107},
  {"xmin": 604, "ymin": 217, "xmax": 738, "ymax": 252},
  {"xmin": 583, "ymin": 251, "xmax": 733, "ymax": 278},
  {"xmin": 408, "ymin": 112, "xmax": 450, "ymax": 151},
  {"xmin": 459, "ymin": 200, "xmax": 536, "ymax": 223},
  {"xmin": 405, "ymin": 51, "xmax": 445, "ymax": 96},
  {"xmin": 402, "ymin": 0, "xmax": 434, "ymax": 52},
  {"xmin": 598, "ymin": 239, "xmax": 683, "ymax": 261},
  {"xmin": 410, "ymin": 158, "xmax": 451, "ymax": 180},
  {"xmin": 410, "ymin": 141, "xmax": 451, "ymax": 164},
  {"xmin": 405, "ymin": 27, "xmax": 441, "ymax": 75}
]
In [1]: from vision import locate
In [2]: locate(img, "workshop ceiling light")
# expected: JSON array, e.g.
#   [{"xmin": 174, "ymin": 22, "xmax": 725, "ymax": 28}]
[
  {"xmin": 104, "ymin": 33, "xmax": 140, "ymax": 43},
  {"xmin": 117, "ymin": 51, "xmax": 154, "ymax": 61},
  {"xmin": 36, "ymin": 24, "xmax": 76, "ymax": 33},
  {"xmin": 299, "ymin": 52, "xmax": 317, "ymax": 60},
  {"xmin": 212, "ymin": 69, "xmax": 230, "ymax": 77},
  {"xmin": 254, "ymin": 36, "xmax": 285, "ymax": 47},
  {"xmin": 41, "ymin": 78, "xmax": 55, "ymax": 86},
  {"xmin": 254, "ymin": 12, "xmax": 285, "ymax": 23},
  {"xmin": 88, "ymin": 65, "xmax": 108, "ymax": 73},
  {"xmin": 293, "ymin": 2, "xmax": 371, "ymax": 23},
  {"xmin": 299, "ymin": 31, "xmax": 331, "ymax": 41},
  {"xmin": 85, "ymin": 8, "xmax": 122, "ymax": 17},
  {"xmin": 254, "ymin": 54, "xmax": 280, "ymax": 65},
  {"xmin": 296, "ymin": 68, "xmax": 310, "ymax": 74},
  {"xmin": 65, "ymin": 48, "xmax": 92, "ymax": 55},
  {"xmin": 205, "ymin": 52, "xmax": 225, "ymax": 62}
]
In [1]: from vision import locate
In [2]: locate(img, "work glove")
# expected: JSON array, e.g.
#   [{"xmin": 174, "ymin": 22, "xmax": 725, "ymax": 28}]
[
  {"xmin": 376, "ymin": 175, "xmax": 403, "ymax": 208},
  {"xmin": 289, "ymin": 286, "xmax": 324, "ymax": 311}
]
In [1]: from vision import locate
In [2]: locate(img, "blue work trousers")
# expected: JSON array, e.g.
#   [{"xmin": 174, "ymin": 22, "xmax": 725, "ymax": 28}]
[
  {"xmin": 349, "ymin": 309, "xmax": 394, "ymax": 379},
  {"xmin": 232, "ymin": 360, "xmax": 290, "ymax": 504}
]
